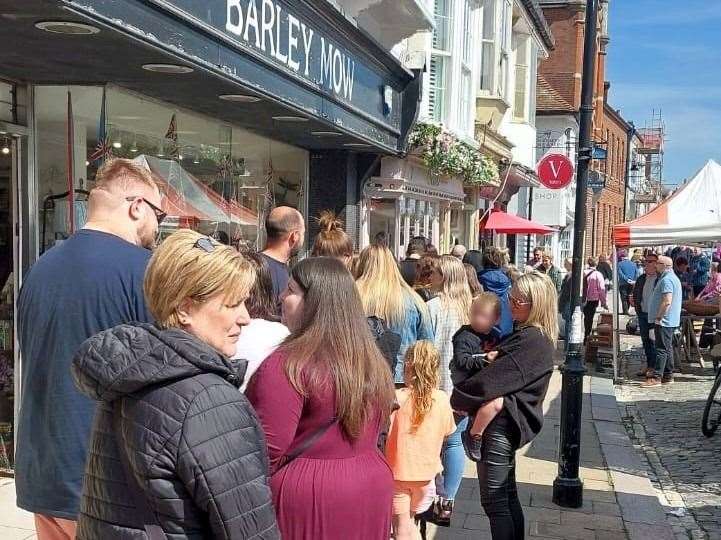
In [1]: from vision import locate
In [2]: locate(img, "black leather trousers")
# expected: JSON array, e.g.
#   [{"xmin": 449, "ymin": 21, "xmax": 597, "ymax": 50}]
[{"xmin": 476, "ymin": 419, "xmax": 524, "ymax": 540}]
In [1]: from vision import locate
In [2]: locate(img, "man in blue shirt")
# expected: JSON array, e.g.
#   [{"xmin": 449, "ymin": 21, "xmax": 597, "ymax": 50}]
[
  {"xmin": 690, "ymin": 246, "xmax": 711, "ymax": 297},
  {"xmin": 643, "ymin": 255, "xmax": 682, "ymax": 387},
  {"xmin": 617, "ymin": 251, "xmax": 639, "ymax": 315},
  {"xmin": 15, "ymin": 159, "xmax": 159, "ymax": 538}
]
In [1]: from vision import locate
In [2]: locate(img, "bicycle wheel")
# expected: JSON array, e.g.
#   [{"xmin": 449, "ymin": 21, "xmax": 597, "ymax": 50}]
[{"xmin": 702, "ymin": 374, "xmax": 721, "ymax": 437}]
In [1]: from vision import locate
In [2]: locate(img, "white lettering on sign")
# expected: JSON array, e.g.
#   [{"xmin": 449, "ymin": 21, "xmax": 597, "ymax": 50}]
[
  {"xmin": 549, "ymin": 159, "xmax": 562, "ymax": 179},
  {"xmin": 226, "ymin": 0, "xmax": 355, "ymax": 101}
]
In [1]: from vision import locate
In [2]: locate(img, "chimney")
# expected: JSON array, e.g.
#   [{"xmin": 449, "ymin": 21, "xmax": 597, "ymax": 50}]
[{"xmin": 603, "ymin": 81, "xmax": 610, "ymax": 104}]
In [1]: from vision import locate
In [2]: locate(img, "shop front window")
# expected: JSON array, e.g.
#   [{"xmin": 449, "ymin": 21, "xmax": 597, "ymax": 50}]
[{"xmin": 34, "ymin": 85, "xmax": 308, "ymax": 253}]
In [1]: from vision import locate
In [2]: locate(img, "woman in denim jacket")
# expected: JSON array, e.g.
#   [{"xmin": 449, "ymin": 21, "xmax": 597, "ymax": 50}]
[{"xmin": 356, "ymin": 245, "xmax": 434, "ymax": 384}]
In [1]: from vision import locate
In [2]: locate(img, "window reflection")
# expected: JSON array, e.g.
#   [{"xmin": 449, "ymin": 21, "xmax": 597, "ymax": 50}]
[{"xmin": 35, "ymin": 85, "xmax": 308, "ymax": 253}]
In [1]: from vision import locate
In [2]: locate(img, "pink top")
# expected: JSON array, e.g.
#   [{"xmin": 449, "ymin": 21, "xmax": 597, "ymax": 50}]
[
  {"xmin": 585, "ymin": 269, "xmax": 607, "ymax": 306},
  {"xmin": 698, "ymin": 273, "xmax": 721, "ymax": 302}
]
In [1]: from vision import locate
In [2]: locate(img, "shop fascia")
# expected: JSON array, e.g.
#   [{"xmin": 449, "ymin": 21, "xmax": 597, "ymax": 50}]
[{"xmin": 225, "ymin": 0, "xmax": 355, "ymax": 101}]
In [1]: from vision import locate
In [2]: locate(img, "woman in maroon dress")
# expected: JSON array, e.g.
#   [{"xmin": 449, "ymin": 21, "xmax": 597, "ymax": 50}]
[{"xmin": 246, "ymin": 257, "xmax": 395, "ymax": 540}]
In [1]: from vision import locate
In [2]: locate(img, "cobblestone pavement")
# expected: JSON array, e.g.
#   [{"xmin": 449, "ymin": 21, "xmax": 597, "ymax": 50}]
[{"xmin": 617, "ymin": 336, "xmax": 721, "ymax": 540}]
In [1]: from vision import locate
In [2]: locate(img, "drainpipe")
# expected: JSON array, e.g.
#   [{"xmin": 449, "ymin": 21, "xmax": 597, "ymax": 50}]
[{"xmin": 623, "ymin": 122, "xmax": 636, "ymax": 222}]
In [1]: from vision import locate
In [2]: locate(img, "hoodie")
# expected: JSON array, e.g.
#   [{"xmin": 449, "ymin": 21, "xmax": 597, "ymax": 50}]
[
  {"xmin": 478, "ymin": 267, "xmax": 513, "ymax": 337},
  {"xmin": 71, "ymin": 322, "xmax": 279, "ymax": 540}
]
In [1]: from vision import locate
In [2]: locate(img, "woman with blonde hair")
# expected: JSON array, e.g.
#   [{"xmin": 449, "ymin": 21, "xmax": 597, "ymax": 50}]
[
  {"xmin": 71, "ymin": 230, "xmax": 279, "ymax": 539},
  {"xmin": 247, "ymin": 257, "xmax": 396, "ymax": 539},
  {"xmin": 355, "ymin": 244, "xmax": 433, "ymax": 382},
  {"xmin": 424, "ymin": 254, "xmax": 473, "ymax": 523},
  {"xmin": 385, "ymin": 341, "xmax": 455, "ymax": 540},
  {"xmin": 452, "ymin": 271, "xmax": 557, "ymax": 540}
]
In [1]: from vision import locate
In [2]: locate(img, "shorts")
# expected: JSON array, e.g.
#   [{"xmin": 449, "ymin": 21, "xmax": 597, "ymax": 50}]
[{"xmin": 392, "ymin": 480, "xmax": 433, "ymax": 515}]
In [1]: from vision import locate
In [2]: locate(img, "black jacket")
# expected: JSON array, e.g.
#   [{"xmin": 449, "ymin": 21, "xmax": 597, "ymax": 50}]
[
  {"xmin": 451, "ymin": 326, "xmax": 554, "ymax": 447},
  {"xmin": 450, "ymin": 325, "xmax": 497, "ymax": 387},
  {"xmin": 71, "ymin": 323, "xmax": 279, "ymax": 540}
]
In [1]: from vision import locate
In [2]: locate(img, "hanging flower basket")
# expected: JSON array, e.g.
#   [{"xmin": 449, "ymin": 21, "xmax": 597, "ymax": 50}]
[{"xmin": 408, "ymin": 122, "xmax": 500, "ymax": 187}]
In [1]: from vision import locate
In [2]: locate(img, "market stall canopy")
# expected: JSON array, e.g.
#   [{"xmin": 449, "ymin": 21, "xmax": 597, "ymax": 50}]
[
  {"xmin": 133, "ymin": 155, "xmax": 257, "ymax": 226},
  {"xmin": 613, "ymin": 160, "xmax": 721, "ymax": 247},
  {"xmin": 481, "ymin": 209, "xmax": 556, "ymax": 234}
]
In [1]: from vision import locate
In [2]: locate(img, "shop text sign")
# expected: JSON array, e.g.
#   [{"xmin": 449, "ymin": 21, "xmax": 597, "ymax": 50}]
[
  {"xmin": 536, "ymin": 153, "xmax": 574, "ymax": 190},
  {"xmin": 224, "ymin": 0, "xmax": 355, "ymax": 101}
]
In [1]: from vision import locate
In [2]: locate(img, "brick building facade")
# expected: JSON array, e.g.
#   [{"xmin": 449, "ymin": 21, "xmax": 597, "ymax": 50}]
[{"xmin": 538, "ymin": 0, "xmax": 631, "ymax": 259}]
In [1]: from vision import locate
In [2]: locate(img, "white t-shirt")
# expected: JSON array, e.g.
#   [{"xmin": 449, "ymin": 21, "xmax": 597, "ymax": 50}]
[{"xmin": 234, "ymin": 318, "xmax": 290, "ymax": 392}]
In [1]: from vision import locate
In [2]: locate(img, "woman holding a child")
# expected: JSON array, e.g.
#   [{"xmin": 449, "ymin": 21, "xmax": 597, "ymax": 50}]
[{"xmin": 451, "ymin": 272, "xmax": 558, "ymax": 540}]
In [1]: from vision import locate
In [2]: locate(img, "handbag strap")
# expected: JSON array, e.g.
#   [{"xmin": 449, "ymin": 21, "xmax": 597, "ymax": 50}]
[
  {"xmin": 113, "ymin": 399, "xmax": 167, "ymax": 540},
  {"xmin": 273, "ymin": 416, "xmax": 337, "ymax": 474}
]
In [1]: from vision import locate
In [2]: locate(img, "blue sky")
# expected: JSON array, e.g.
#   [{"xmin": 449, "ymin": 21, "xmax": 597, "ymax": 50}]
[{"xmin": 607, "ymin": 1, "xmax": 721, "ymax": 184}]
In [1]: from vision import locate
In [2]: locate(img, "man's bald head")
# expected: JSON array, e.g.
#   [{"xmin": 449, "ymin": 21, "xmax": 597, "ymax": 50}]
[
  {"xmin": 265, "ymin": 206, "xmax": 304, "ymax": 242},
  {"xmin": 263, "ymin": 206, "xmax": 305, "ymax": 258}
]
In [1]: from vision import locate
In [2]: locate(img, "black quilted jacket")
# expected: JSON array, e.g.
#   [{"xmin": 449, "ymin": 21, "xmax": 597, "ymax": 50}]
[{"xmin": 71, "ymin": 323, "xmax": 280, "ymax": 540}]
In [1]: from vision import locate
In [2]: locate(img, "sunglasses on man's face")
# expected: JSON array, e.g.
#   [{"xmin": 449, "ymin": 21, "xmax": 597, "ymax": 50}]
[{"xmin": 126, "ymin": 196, "xmax": 167, "ymax": 225}]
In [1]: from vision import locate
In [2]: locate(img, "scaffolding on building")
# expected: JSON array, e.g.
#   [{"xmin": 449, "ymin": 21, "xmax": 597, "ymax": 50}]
[{"xmin": 630, "ymin": 109, "xmax": 665, "ymax": 217}]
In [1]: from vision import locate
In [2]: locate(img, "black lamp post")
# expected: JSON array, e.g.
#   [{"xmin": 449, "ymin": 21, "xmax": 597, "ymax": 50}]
[{"xmin": 552, "ymin": 0, "xmax": 599, "ymax": 509}]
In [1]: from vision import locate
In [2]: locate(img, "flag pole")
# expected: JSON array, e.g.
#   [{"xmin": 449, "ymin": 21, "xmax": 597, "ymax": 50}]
[{"xmin": 67, "ymin": 91, "xmax": 75, "ymax": 234}]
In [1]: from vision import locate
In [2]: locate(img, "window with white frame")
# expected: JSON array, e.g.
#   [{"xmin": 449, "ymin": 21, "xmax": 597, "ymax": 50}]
[
  {"xmin": 513, "ymin": 33, "xmax": 530, "ymax": 122},
  {"xmin": 529, "ymin": 41, "xmax": 538, "ymax": 126},
  {"xmin": 459, "ymin": 0, "xmax": 474, "ymax": 133},
  {"xmin": 498, "ymin": 0, "xmax": 512, "ymax": 99},
  {"xmin": 429, "ymin": 0, "xmax": 454, "ymax": 123},
  {"xmin": 479, "ymin": 0, "xmax": 496, "ymax": 93}
]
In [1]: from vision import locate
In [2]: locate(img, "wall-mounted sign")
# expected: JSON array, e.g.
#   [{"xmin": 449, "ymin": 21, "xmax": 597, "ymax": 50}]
[
  {"xmin": 589, "ymin": 170, "xmax": 606, "ymax": 193},
  {"xmin": 536, "ymin": 153, "xmax": 575, "ymax": 189},
  {"xmin": 592, "ymin": 144, "xmax": 608, "ymax": 160}
]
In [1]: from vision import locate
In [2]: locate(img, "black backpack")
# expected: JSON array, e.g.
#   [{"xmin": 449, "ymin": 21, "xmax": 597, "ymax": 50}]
[{"xmin": 366, "ymin": 316, "xmax": 401, "ymax": 375}]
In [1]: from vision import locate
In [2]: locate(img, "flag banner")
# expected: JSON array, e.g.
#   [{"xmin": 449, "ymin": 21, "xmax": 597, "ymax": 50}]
[
  {"xmin": 165, "ymin": 113, "xmax": 179, "ymax": 158},
  {"xmin": 89, "ymin": 87, "xmax": 112, "ymax": 163}
]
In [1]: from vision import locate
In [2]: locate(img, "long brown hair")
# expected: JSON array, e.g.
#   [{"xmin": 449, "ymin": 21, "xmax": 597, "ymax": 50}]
[
  {"xmin": 280, "ymin": 257, "xmax": 395, "ymax": 439},
  {"xmin": 310, "ymin": 210, "xmax": 353, "ymax": 260},
  {"xmin": 404, "ymin": 341, "xmax": 440, "ymax": 432},
  {"xmin": 241, "ymin": 251, "xmax": 279, "ymax": 322}
]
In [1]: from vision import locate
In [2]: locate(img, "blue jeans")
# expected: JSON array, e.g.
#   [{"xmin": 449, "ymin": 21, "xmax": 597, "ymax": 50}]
[
  {"xmin": 637, "ymin": 312, "xmax": 657, "ymax": 370},
  {"xmin": 438, "ymin": 415, "xmax": 469, "ymax": 500},
  {"xmin": 562, "ymin": 306, "xmax": 572, "ymax": 351}
]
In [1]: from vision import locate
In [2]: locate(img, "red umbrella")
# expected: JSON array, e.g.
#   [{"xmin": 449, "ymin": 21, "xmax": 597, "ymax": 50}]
[{"xmin": 481, "ymin": 209, "xmax": 555, "ymax": 234}]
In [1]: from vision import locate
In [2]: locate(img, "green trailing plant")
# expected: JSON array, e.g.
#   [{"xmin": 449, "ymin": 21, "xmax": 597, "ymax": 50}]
[{"xmin": 409, "ymin": 122, "xmax": 500, "ymax": 186}]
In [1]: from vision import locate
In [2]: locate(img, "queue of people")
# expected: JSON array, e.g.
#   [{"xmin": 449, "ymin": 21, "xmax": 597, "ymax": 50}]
[{"xmin": 15, "ymin": 158, "xmax": 560, "ymax": 540}]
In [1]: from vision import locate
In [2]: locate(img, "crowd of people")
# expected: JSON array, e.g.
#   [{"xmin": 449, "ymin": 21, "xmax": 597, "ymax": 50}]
[{"xmin": 15, "ymin": 158, "xmax": 561, "ymax": 540}]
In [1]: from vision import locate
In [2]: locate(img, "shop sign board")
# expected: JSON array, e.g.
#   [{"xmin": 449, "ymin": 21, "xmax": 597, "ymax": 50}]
[
  {"xmin": 148, "ymin": 0, "xmax": 399, "ymax": 116},
  {"xmin": 66, "ymin": 0, "xmax": 408, "ymax": 151},
  {"xmin": 536, "ymin": 153, "xmax": 574, "ymax": 189}
]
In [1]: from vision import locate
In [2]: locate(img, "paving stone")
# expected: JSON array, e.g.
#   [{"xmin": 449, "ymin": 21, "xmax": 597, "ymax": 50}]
[
  {"xmin": 530, "ymin": 521, "xmax": 596, "ymax": 540},
  {"xmin": 561, "ymin": 510, "xmax": 624, "ymax": 531},
  {"xmin": 618, "ymin": 341, "xmax": 719, "ymax": 539},
  {"xmin": 593, "ymin": 501, "xmax": 623, "ymax": 517}
]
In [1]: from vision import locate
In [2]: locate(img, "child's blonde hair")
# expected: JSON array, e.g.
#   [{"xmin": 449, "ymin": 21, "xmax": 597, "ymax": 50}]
[
  {"xmin": 473, "ymin": 291, "xmax": 501, "ymax": 316},
  {"xmin": 404, "ymin": 341, "xmax": 440, "ymax": 432}
]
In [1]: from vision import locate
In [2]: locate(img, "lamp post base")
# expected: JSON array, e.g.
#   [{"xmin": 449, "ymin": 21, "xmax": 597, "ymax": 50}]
[{"xmin": 553, "ymin": 477, "xmax": 584, "ymax": 508}]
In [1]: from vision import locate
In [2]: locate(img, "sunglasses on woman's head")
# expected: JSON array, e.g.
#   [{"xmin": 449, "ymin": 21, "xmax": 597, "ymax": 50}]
[
  {"xmin": 510, "ymin": 294, "xmax": 531, "ymax": 307},
  {"xmin": 194, "ymin": 236, "xmax": 216, "ymax": 253}
]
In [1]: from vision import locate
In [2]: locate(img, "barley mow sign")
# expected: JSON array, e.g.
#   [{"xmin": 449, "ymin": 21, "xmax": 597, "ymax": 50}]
[{"xmin": 225, "ymin": 0, "xmax": 356, "ymax": 101}]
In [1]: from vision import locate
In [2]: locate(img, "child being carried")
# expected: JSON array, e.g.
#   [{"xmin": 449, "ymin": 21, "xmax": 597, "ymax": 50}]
[{"xmin": 451, "ymin": 292, "xmax": 505, "ymax": 462}]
